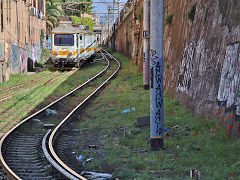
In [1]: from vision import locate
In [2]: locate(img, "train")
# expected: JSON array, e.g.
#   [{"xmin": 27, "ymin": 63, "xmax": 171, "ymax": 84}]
[{"xmin": 51, "ymin": 21, "xmax": 97, "ymax": 69}]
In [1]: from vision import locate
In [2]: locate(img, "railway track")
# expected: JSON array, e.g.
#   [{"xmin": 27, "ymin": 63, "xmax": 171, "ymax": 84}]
[
  {"xmin": 0, "ymin": 71, "xmax": 64, "ymax": 102},
  {"xmin": 0, "ymin": 49, "xmax": 120, "ymax": 180},
  {"xmin": 0, "ymin": 72, "xmax": 56, "ymax": 94}
]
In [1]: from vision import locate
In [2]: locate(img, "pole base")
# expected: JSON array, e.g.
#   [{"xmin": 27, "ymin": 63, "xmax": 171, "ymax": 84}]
[
  {"xmin": 150, "ymin": 138, "xmax": 164, "ymax": 151},
  {"xmin": 143, "ymin": 84, "xmax": 149, "ymax": 90}
]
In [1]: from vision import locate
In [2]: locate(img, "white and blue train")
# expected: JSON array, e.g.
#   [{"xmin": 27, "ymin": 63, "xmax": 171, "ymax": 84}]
[{"xmin": 51, "ymin": 21, "xmax": 97, "ymax": 69}]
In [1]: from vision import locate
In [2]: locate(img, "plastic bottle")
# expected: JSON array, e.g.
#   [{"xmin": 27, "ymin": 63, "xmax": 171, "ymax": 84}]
[{"xmin": 120, "ymin": 107, "xmax": 136, "ymax": 114}]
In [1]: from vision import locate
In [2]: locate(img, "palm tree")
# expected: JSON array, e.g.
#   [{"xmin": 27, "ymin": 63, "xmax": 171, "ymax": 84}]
[{"xmin": 46, "ymin": 0, "xmax": 64, "ymax": 28}]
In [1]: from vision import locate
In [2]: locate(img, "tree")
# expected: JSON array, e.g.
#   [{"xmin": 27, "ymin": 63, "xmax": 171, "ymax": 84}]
[
  {"xmin": 46, "ymin": 0, "xmax": 65, "ymax": 28},
  {"xmin": 62, "ymin": 0, "xmax": 93, "ymax": 17}
]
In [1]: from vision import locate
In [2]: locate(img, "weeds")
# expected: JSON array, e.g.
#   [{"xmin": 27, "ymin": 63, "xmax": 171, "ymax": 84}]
[
  {"xmin": 137, "ymin": 7, "xmax": 143, "ymax": 21},
  {"xmin": 165, "ymin": 13, "xmax": 173, "ymax": 25}
]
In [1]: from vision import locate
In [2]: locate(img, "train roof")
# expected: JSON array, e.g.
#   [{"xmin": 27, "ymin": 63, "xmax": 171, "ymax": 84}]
[{"xmin": 52, "ymin": 21, "xmax": 95, "ymax": 34}]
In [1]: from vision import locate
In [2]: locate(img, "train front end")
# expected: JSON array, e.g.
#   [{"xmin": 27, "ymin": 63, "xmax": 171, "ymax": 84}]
[{"xmin": 51, "ymin": 33, "xmax": 77, "ymax": 69}]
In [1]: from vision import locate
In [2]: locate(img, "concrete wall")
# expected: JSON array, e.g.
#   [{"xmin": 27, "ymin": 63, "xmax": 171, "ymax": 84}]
[
  {"xmin": 0, "ymin": 0, "xmax": 46, "ymax": 82},
  {"xmin": 108, "ymin": 0, "xmax": 240, "ymax": 136}
]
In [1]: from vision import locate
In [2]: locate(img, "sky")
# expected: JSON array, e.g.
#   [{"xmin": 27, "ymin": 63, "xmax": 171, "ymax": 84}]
[{"xmin": 92, "ymin": 0, "xmax": 128, "ymax": 23}]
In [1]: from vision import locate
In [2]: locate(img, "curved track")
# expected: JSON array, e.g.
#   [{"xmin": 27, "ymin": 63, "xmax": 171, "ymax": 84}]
[
  {"xmin": 47, "ymin": 49, "xmax": 120, "ymax": 179},
  {"xmin": 0, "ymin": 50, "xmax": 118, "ymax": 179}
]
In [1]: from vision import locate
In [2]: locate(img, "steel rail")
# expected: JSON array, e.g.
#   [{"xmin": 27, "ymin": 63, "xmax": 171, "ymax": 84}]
[
  {"xmin": 48, "ymin": 50, "xmax": 120, "ymax": 180},
  {"xmin": 0, "ymin": 58, "xmax": 110, "ymax": 180},
  {"xmin": 0, "ymin": 71, "xmax": 56, "ymax": 94}
]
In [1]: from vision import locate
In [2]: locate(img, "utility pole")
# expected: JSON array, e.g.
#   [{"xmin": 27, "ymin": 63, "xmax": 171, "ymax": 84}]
[
  {"xmin": 143, "ymin": 0, "xmax": 150, "ymax": 89},
  {"xmin": 118, "ymin": 0, "xmax": 121, "ymax": 24},
  {"xmin": 150, "ymin": 0, "xmax": 164, "ymax": 151},
  {"xmin": 113, "ymin": 0, "xmax": 115, "ymax": 23},
  {"xmin": 108, "ymin": 7, "xmax": 110, "ymax": 38}
]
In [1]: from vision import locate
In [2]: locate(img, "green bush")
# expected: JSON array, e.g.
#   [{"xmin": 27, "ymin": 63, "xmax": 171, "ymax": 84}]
[
  {"xmin": 188, "ymin": 3, "xmax": 196, "ymax": 22},
  {"xmin": 34, "ymin": 61, "xmax": 43, "ymax": 68},
  {"xmin": 165, "ymin": 13, "xmax": 173, "ymax": 25},
  {"xmin": 70, "ymin": 16, "xmax": 94, "ymax": 31}
]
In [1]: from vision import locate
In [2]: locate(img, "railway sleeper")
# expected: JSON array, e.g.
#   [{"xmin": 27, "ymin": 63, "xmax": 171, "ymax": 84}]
[
  {"xmin": 14, "ymin": 174, "xmax": 53, "ymax": 179},
  {"xmin": 5, "ymin": 159, "xmax": 42, "ymax": 164},
  {"xmin": 5, "ymin": 163, "xmax": 44, "ymax": 169}
]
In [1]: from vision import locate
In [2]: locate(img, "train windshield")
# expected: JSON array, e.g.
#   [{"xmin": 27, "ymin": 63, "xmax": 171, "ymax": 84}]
[{"xmin": 54, "ymin": 34, "xmax": 74, "ymax": 46}]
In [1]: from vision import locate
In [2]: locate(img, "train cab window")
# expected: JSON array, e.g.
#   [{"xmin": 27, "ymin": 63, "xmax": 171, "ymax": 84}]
[
  {"xmin": 54, "ymin": 34, "xmax": 74, "ymax": 46},
  {"xmin": 80, "ymin": 35, "xmax": 82, "ymax": 40}
]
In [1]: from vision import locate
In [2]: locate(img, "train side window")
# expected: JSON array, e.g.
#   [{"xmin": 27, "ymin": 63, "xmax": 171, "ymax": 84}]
[{"xmin": 80, "ymin": 35, "xmax": 82, "ymax": 40}]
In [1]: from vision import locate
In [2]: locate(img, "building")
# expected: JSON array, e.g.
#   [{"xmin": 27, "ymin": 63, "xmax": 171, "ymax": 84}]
[{"xmin": 0, "ymin": 0, "xmax": 46, "ymax": 83}]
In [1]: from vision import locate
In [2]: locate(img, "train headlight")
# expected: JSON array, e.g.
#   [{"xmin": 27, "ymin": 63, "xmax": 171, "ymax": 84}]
[
  {"xmin": 55, "ymin": 51, "xmax": 59, "ymax": 55},
  {"xmin": 69, "ymin": 52, "xmax": 73, "ymax": 56}
]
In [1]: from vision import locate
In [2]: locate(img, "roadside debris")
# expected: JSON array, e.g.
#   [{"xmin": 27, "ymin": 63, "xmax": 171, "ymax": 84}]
[
  {"xmin": 76, "ymin": 155, "xmax": 84, "ymax": 161},
  {"xmin": 43, "ymin": 124, "xmax": 55, "ymax": 129},
  {"xmin": 45, "ymin": 109, "xmax": 58, "ymax": 116},
  {"xmin": 172, "ymin": 125, "xmax": 180, "ymax": 129},
  {"xmin": 190, "ymin": 169, "xmax": 200, "ymax": 179},
  {"xmin": 136, "ymin": 116, "xmax": 150, "ymax": 127},
  {"xmin": 120, "ymin": 107, "xmax": 135, "ymax": 114},
  {"xmin": 81, "ymin": 171, "xmax": 112, "ymax": 180},
  {"xmin": 88, "ymin": 145, "xmax": 98, "ymax": 149},
  {"xmin": 32, "ymin": 119, "xmax": 44, "ymax": 125},
  {"xmin": 86, "ymin": 158, "xmax": 94, "ymax": 162}
]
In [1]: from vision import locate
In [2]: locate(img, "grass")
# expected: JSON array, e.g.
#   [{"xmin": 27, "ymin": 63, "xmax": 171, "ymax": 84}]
[
  {"xmin": 74, "ymin": 49, "xmax": 240, "ymax": 179},
  {"xmin": 0, "ymin": 71, "xmax": 50, "ymax": 90},
  {"xmin": 0, "ymin": 59, "xmax": 108, "ymax": 133}
]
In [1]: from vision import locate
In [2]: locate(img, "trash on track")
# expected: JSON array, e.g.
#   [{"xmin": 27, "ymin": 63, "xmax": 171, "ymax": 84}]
[
  {"xmin": 45, "ymin": 109, "xmax": 58, "ymax": 116},
  {"xmin": 81, "ymin": 171, "xmax": 112, "ymax": 180},
  {"xmin": 76, "ymin": 155, "xmax": 84, "ymax": 161},
  {"xmin": 32, "ymin": 119, "xmax": 44, "ymax": 125}
]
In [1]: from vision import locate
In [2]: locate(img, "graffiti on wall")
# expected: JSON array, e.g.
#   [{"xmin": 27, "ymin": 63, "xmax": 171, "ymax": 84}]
[
  {"xmin": 217, "ymin": 42, "xmax": 240, "ymax": 119},
  {"xmin": 22, "ymin": 49, "xmax": 26, "ymax": 72},
  {"xmin": 0, "ymin": 43, "xmax": 4, "ymax": 61},
  {"xmin": 12, "ymin": 44, "xmax": 18, "ymax": 71},
  {"xmin": 176, "ymin": 42, "xmax": 196, "ymax": 93},
  {"xmin": 34, "ymin": 43, "xmax": 41, "ymax": 62}
]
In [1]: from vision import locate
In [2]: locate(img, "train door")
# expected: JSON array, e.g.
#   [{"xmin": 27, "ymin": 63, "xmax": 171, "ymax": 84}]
[
  {"xmin": 76, "ymin": 34, "xmax": 79, "ymax": 54},
  {"xmin": 86, "ymin": 34, "xmax": 91, "ymax": 58},
  {"xmin": 79, "ymin": 34, "xmax": 85, "ymax": 59}
]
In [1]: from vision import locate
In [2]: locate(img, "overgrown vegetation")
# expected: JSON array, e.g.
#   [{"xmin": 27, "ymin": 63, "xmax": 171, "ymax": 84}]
[
  {"xmin": 137, "ymin": 7, "xmax": 143, "ymax": 21},
  {"xmin": 188, "ymin": 3, "xmax": 196, "ymax": 22},
  {"xmin": 70, "ymin": 16, "xmax": 94, "ymax": 31},
  {"xmin": 73, "ymin": 49, "xmax": 240, "ymax": 179},
  {"xmin": 166, "ymin": 64, "xmax": 170, "ymax": 69},
  {"xmin": 165, "ymin": 13, "xmax": 173, "ymax": 25}
]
